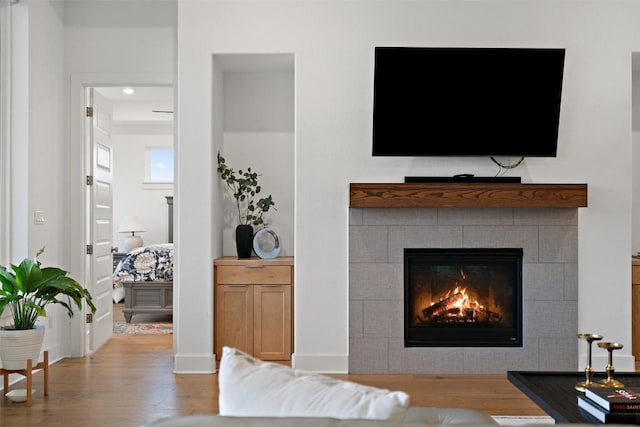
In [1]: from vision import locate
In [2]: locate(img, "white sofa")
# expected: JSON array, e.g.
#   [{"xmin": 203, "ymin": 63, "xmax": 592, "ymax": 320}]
[{"xmin": 144, "ymin": 407, "xmax": 498, "ymax": 426}]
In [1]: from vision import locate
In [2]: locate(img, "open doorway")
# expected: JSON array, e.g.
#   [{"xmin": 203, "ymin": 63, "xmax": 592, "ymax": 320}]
[{"xmin": 92, "ymin": 86, "xmax": 174, "ymax": 336}]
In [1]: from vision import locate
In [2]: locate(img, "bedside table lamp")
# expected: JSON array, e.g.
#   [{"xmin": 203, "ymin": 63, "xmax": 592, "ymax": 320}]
[{"xmin": 118, "ymin": 215, "xmax": 146, "ymax": 252}]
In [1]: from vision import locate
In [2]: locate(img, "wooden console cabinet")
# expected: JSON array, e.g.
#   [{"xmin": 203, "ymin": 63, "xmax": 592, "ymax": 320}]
[{"xmin": 214, "ymin": 256, "xmax": 293, "ymax": 361}]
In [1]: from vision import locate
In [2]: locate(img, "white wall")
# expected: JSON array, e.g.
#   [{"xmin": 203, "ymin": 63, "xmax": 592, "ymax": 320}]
[
  {"xmin": 112, "ymin": 129, "xmax": 173, "ymax": 251},
  {"xmin": 219, "ymin": 68, "xmax": 295, "ymax": 256},
  {"xmin": 9, "ymin": 3, "xmax": 29, "ymax": 265},
  {"xmin": 635, "ymin": 140, "xmax": 640, "ymax": 254},
  {"xmin": 179, "ymin": 0, "xmax": 640, "ymax": 372},
  {"xmin": 224, "ymin": 71, "xmax": 294, "ymax": 132},
  {"xmin": 633, "ymin": 70, "xmax": 640, "ymax": 255},
  {"xmin": 221, "ymin": 133, "xmax": 294, "ymax": 256},
  {"xmin": 8, "ymin": 0, "xmax": 70, "ymax": 364}
]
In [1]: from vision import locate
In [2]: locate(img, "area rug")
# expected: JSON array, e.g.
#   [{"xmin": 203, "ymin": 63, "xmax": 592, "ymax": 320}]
[
  {"xmin": 113, "ymin": 321, "xmax": 173, "ymax": 335},
  {"xmin": 491, "ymin": 416, "xmax": 555, "ymax": 425}
]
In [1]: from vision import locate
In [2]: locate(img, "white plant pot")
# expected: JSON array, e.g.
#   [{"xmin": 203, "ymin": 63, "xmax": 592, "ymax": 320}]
[{"xmin": 0, "ymin": 325, "xmax": 45, "ymax": 370}]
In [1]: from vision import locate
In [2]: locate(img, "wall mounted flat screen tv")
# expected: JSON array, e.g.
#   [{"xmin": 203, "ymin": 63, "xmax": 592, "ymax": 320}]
[{"xmin": 372, "ymin": 47, "xmax": 565, "ymax": 157}]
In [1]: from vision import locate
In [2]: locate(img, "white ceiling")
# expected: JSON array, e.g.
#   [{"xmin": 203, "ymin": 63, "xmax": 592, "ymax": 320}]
[
  {"xmin": 95, "ymin": 86, "xmax": 174, "ymax": 122},
  {"xmin": 97, "ymin": 86, "xmax": 173, "ymax": 101}
]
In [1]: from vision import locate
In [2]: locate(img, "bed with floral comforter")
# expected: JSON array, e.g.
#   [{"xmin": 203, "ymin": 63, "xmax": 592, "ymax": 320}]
[{"xmin": 112, "ymin": 244, "xmax": 173, "ymax": 322}]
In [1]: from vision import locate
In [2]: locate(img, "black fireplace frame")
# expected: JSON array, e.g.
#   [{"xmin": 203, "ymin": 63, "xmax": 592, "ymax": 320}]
[{"xmin": 404, "ymin": 248, "xmax": 523, "ymax": 348}]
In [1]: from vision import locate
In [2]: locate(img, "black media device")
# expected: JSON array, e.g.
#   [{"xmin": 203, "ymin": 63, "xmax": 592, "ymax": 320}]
[
  {"xmin": 372, "ymin": 47, "xmax": 566, "ymax": 157},
  {"xmin": 404, "ymin": 175, "xmax": 521, "ymax": 183}
]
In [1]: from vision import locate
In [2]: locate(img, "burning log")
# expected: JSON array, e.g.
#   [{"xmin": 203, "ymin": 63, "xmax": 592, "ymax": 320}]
[
  {"xmin": 476, "ymin": 307, "xmax": 502, "ymax": 323},
  {"xmin": 422, "ymin": 292, "xmax": 464, "ymax": 318},
  {"xmin": 432, "ymin": 308, "xmax": 467, "ymax": 322},
  {"xmin": 418, "ymin": 288, "xmax": 503, "ymax": 324}
]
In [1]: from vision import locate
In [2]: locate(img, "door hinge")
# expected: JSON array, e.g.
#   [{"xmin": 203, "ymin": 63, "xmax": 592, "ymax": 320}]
[
  {"xmin": 86, "ymin": 175, "xmax": 93, "ymax": 185},
  {"xmin": 86, "ymin": 106, "xmax": 94, "ymax": 117},
  {"xmin": 86, "ymin": 244, "xmax": 93, "ymax": 255},
  {"xmin": 86, "ymin": 313, "xmax": 93, "ymax": 323}
]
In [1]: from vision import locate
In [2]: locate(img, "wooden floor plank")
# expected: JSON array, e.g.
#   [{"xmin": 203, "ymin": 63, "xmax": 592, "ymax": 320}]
[{"xmin": 0, "ymin": 333, "xmax": 546, "ymax": 427}]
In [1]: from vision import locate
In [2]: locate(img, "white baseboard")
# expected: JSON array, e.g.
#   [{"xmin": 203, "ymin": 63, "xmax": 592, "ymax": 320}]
[
  {"xmin": 173, "ymin": 353, "xmax": 217, "ymax": 374},
  {"xmin": 291, "ymin": 352, "xmax": 349, "ymax": 373}
]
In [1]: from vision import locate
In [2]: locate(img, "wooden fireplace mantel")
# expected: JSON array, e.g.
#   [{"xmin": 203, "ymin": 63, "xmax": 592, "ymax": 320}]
[{"xmin": 349, "ymin": 183, "xmax": 588, "ymax": 209}]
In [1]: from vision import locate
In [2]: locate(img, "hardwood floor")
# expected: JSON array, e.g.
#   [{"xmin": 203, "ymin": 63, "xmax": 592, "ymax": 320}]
[{"xmin": 0, "ymin": 332, "xmax": 546, "ymax": 427}]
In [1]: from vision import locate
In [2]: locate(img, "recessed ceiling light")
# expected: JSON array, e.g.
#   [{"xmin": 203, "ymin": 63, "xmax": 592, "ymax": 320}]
[{"xmin": 122, "ymin": 87, "xmax": 136, "ymax": 95}]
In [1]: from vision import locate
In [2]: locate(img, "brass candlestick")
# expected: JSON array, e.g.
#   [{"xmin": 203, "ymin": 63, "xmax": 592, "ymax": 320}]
[
  {"xmin": 575, "ymin": 333, "xmax": 604, "ymax": 392},
  {"xmin": 598, "ymin": 342, "xmax": 625, "ymax": 388}
]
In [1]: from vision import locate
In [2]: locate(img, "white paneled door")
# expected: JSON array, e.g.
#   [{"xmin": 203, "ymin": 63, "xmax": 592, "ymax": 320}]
[{"xmin": 86, "ymin": 88, "xmax": 115, "ymax": 353}]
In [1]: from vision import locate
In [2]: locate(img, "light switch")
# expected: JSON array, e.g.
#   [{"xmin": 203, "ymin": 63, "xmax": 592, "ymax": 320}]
[{"xmin": 34, "ymin": 211, "xmax": 45, "ymax": 225}]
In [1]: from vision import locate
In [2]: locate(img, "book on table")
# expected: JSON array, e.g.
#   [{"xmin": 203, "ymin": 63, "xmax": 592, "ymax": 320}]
[
  {"xmin": 577, "ymin": 396, "xmax": 640, "ymax": 424},
  {"xmin": 584, "ymin": 387, "xmax": 640, "ymax": 412}
]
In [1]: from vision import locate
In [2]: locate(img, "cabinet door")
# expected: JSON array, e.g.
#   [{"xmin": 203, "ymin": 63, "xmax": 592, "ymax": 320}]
[
  {"xmin": 254, "ymin": 285, "xmax": 292, "ymax": 361},
  {"xmin": 215, "ymin": 285, "xmax": 254, "ymax": 360}
]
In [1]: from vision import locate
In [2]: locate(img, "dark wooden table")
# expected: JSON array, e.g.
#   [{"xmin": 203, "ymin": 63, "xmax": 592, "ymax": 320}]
[{"xmin": 508, "ymin": 371, "xmax": 640, "ymax": 423}]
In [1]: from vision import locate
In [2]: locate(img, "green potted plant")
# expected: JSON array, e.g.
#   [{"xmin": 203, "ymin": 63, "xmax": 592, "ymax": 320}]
[
  {"xmin": 217, "ymin": 152, "xmax": 276, "ymax": 258},
  {"xmin": 0, "ymin": 248, "xmax": 96, "ymax": 370}
]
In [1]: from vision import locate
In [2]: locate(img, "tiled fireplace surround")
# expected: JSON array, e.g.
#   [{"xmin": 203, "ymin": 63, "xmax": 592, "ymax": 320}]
[{"xmin": 348, "ymin": 204, "xmax": 580, "ymax": 374}]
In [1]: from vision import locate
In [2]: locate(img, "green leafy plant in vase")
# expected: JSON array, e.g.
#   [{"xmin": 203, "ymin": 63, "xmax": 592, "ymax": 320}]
[
  {"xmin": 217, "ymin": 152, "xmax": 276, "ymax": 258},
  {"xmin": 0, "ymin": 247, "xmax": 96, "ymax": 369}
]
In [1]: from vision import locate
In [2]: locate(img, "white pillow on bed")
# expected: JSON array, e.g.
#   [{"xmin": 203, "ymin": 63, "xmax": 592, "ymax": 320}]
[{"xmin": 218, "ymin": 346, "xmax": 410, "ymax": 421}]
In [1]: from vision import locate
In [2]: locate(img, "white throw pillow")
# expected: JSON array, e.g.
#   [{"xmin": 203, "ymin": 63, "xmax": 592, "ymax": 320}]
[{"xmin": 218, "ymin": 347, "xmax": 410, "ymax": 420}]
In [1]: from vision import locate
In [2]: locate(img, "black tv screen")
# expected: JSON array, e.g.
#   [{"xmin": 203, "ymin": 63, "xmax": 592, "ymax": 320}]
[{"xmin": 372, "ymin": 47, "xmax": 565, "ymax": 157}]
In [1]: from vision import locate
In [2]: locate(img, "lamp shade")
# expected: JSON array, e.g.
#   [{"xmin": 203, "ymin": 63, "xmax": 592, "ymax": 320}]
[{"xmin": 117, "ymin": 216, "xmax": 146, "ymax": 234}]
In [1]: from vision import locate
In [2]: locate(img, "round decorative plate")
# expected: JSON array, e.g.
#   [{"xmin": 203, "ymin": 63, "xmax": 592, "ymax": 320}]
[{"xmin": 253, "ymin": 228, "xmax": 281, "ymax": 259}]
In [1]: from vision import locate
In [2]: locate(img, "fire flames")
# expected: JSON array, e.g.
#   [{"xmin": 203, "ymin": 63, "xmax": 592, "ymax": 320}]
[{"xmin": 414, "ymin": 269, "xmax": 503, "ymax": 325}]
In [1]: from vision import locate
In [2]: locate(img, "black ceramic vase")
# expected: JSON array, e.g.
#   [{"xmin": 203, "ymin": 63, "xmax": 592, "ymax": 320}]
[{"xmin": 235, "ymin": 224, "xmax": 254, "ymax": 258}]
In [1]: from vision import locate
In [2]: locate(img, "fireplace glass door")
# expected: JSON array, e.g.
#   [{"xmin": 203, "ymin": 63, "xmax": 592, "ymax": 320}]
[{"xmin": 404, "ymin": 248, "xmax": 523, "ymax": 347}]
